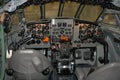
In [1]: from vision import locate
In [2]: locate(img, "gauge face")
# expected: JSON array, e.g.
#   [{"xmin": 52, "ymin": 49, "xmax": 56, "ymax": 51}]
[
  {"xmin": 37, "ymin": 30, "xmax": 42, "ymax": 34},
  {"xmin": 27, "ymin": 23, "xmax": 50, "ymax": 40}
]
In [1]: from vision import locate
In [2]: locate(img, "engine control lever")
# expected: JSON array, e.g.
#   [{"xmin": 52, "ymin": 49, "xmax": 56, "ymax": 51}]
[{"xmin": 9, "ymin": 36, "xmax": 32, "ymax": 50}]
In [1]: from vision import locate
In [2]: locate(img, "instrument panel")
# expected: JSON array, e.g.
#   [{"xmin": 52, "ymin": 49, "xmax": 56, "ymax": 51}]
[
  {"xmin": 73, "ymin": 23, "xmax": 96, "ymax": 43},
  {"xmin": 25, "ymin": 22, "xmax": 50, "ymax": 48},
  {"xmin": 25, "ymin": 18, "xmax": 104, "ymax": 48},
  {"xmin": 27, "ymin": 22, "xmax": 50, "ymax": 37}
]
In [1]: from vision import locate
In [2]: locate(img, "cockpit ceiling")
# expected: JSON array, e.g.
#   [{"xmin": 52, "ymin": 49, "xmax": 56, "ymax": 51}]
[{"xmin": 12, "ymin": 1, "xmax": 103, "ymax": 24}]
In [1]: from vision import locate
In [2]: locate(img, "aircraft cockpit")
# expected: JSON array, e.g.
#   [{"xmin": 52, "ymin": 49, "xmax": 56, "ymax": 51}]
[{"xmin": 0, "ymin": 0, "xmax": 120, "ymax": 80}]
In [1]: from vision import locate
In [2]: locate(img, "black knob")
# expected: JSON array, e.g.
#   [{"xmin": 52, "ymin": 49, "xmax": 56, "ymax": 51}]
[
  {"xmin": 99, "ymin": 57, "xmax": 104, "ymax": 64},
  {"xmin": 44, "ymin": 26, "xmax": 49, "ymax": 30},
  {"xmin": 6, "ymin": 69, "xmax": 14, "ymax": 76},
  {"xmin": 32, "ymin": 30, "xmax": 36, "ymax": 34},
  {"xmin": 42, "ymin": 67, "xmax": 50, "ymax": 76},
  {"xmin": 18, "ymin": 32, "xmax": 22, "ymax": 36},
  {"xmin": 18, "ymin": 29, "xmax": 25, "ymax": 37},
  {"xmin": 60, "ymin": 30, "xmax": 64, "ymax": 34},
  {"xmin": 31, "ymin": 39, "xmax": 35, "ymax": 44},
  {"xmin": 26, "ymin": 42, "xmax": 30, "ymax": 45},
  {"xmin": 39, "ymin": 35, "xmax": 44, "ymax": 39},
  {"xmin": 44, "ymin": 31, "xmax": 49, "ymax": 34},
  {"xmin": 36, "ymin": 40, "xmax": 41, "ymax": 44},
  {"xmin": 37, "ymin": 30, "xmax": 42, "ymax": 34},
  {"xmin": 32, "ymin": 34, "xmax": 36, "ymax": 38}
]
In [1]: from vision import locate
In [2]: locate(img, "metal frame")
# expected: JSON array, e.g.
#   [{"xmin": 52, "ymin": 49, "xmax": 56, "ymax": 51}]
[
  {"xmin": 75, "ymin": 4, "xmax": 85, "ymax": 18},
  {"xmin": 0, "ymin": 24, "xmax": 6, "ymax": 80},
  {"xmin": 57, "ymin": 0, "xmax": 64, "ymax": 17}
]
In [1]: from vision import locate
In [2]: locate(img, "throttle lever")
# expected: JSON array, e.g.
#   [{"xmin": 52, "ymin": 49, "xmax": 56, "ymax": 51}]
[
  {"xmin": 8, "ymin": 36, "xmax": 32, "ymax": 51},
  {"xmin": 18, "ymin": 37, "xmax": 32, "ymax": 46}
]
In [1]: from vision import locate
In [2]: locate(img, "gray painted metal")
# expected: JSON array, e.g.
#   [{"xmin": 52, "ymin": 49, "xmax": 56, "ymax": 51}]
[{"xmin": 111, "ymin": 0, "xmax": 120, "ymax": 7}]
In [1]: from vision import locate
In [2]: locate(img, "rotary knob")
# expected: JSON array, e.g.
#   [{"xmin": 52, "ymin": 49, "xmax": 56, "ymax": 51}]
[
  {"xmin": 60, "ymin": 30, "xmax": 64, "ymax": 34},
  {"xmin": 44, "ymin": 26, "xmax": 49, "ymax": 30},
  {"xmin": 37, "ymin": 30, "xmax": 42, "ymax": 34}
]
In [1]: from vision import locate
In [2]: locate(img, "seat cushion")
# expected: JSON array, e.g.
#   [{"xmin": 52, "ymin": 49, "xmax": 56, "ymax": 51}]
[{"xmin": 86, "ymin": 63, "xmax": 120, "ymax": 80}]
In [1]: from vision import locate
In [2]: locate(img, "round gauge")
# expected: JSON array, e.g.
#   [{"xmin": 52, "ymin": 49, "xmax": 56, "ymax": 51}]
[
  {"xmin": 36, "ymin": 39, "xmax": 41, "ymax": 44},
  {"xmin": 39, "ymin": 35, "xmax": 44, "ymax": 39},
  {"xmin": 27, "ymin": 25, "xmax": 33, "ymax": 29},
  {"xmin": 44, "ymin": 31, "xmax": 49, "ymax": 35},
  {"xmin": 32, "ymin": 30, "xmax": 36, "ymax": 34},
  {"xmin": 44, "ymin": 26, "xmax": 49, "ymax": 30},
  {"xmin": 60, "ymin": 30, "xmax": 64, "ymax": 34},
  {"xmin": 37, "ymin": 30, "xmax": 42, "ymax": 34}
]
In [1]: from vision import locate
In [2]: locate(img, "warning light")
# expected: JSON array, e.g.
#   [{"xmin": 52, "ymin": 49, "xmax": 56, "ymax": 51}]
[
  {"xmin": 60, "ymin": 36, "xmax": 69, "ymax": 41},
  {"xmin": 43, "ymin": 36, "xmax": 49, "ymax": 43}
]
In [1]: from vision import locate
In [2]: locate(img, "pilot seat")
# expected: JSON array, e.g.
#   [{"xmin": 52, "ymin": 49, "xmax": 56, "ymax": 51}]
[{"xmin": 7, "ymin": 50, "xmax": 53, "ymax": 80}]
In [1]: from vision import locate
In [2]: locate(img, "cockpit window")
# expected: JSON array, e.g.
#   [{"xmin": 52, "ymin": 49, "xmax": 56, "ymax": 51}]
[
  {"xmin": 62, "ymin": 2, "xmax": 80, "ymax": 18},
  {"xmin": 80, "ymin": 5, "xmax": 103, "ymax": 22},
  {"xmin": 103, "ymin": 14, "xmax": 116, "ymax": 25},
  {"xmin": 11, "ymin": 13, "xmax": 19, "ymax": 26},
  {"xmin": 45, "ymin": 1, "xmax": 59, "ymax": 18},
  {"xmin": 24, "ymin": 5, "xmax": 41, "ymax": 22},
  {"xmin": 20, "ymin": 1, "xmax": 103, "ymax": 23},
  {"xmin": 45, "ymin": 1, "xmax": 103, "ymax": 22}
]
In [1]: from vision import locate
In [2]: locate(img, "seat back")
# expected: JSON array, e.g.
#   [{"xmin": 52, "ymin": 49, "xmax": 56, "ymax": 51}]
[
  {"xmin": 86, "ymin": 63, "xmax": 120, "ymax": 80},
  {"xmin": 8, "ymin": 49, "xmax": 52, "ymax": 80}
]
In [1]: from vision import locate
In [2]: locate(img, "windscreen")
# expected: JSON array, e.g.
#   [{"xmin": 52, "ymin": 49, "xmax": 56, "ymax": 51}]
[
  {"xmin": 45, "ymin": 1, "xmax": 103, "ymax": 22},
  {"xmin": 80, "ymin": 5, "xmax": 103, "ymax": 22},
  {"xmin": 11, "ymin": 1, "xmax": 103, "ymax": 23}
]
